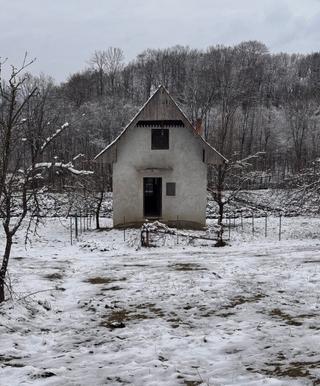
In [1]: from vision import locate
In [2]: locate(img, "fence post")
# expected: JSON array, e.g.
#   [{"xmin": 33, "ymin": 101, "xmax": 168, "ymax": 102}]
[
  {"xmin": 265, "ymin": 213, "xmax": 268, "ymax": 238},
  {"xmin": 70, "ymin": 216, "xmax": 73, "ymax": 245},
  {"xmin": 75, "ymin": 213, "xmax": 78, "ymax": 240},
  {"xmin": 252, "ymin": 212, "xmax": 255, "ymax": 235},
  {"xmin": 141, "ymin": 225, "xmax": 148, "ymax": 247},
  {"xmin": 123, "ymin": 216, "xmax": 126, "ymax": 241},
  {"xmin": 79, "ymin": 210, "xmax": 82, "ymax": 234},
  {"xmin": 176, "ymin": 216, "xmax": 179, "ymax": 244},
  {"xmin": 146, "ymin": 226, "xmax": 149, "ymax": 247},
  {"xmin": 240, "ymin": 211, "xmax": 243, "ymax": 230},
  {"xmin": 228, "ymin": 215, "xmax": 231, "ymax": 239},
  {"xmin": 279, "ymin": 213, "xmax": 282, "ymax": 241}
]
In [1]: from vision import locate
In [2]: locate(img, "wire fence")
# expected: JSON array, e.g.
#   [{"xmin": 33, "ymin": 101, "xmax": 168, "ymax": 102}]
[
  {"xmin": 69, "ymin": 211, "xmax": 94, "ymax": 245},
  {"xmin": 68, "ymin": 211, "xmax": 312, "ymax": 246},
  {"xmin": 222, "ymin": 212, "xmax": 283, "ymax": 241}
]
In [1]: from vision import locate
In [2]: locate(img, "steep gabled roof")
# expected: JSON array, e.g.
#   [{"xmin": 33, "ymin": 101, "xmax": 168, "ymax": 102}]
[{"xmin": 95, "ymin": 85, "xmax": 227, "ymax": 165}]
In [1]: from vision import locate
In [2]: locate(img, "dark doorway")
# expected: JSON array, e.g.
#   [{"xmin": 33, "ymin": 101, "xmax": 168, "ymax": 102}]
[{"xmin": 144, "ymin": 177, "xmax": 162, "ymax": 217}]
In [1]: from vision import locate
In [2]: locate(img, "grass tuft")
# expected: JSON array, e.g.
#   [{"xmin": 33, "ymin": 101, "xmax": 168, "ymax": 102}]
[{"xmin": 86, "ymin": 276, "xmax": 126, "ymax": 285}]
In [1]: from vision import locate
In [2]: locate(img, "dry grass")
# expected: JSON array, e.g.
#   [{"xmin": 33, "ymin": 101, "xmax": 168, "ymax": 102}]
[
  {"xmin": 176, "ymin": 375, "xmax": 202, "ymax": 386},
  {"xmin": 269, "ymin": 308, "xmax": 303, "ymax": 326},
  {"xmin": 247, "ymin": 355, "xmax": 320, "ymax": 383},
  {"xmin": 100, "ymin": 303, "xmax": 188, "ymax": 330},
  {"xmin": 44, "ymin": 272, "xmax": 64, "ymax": 281},
  {"xmin": 100, "ymin": 308, "xmax": 150, "ymax": 329},
  {"xmin": 85, "ymin": 276, "xmax": 126, "ymax": 285},
  {"xmin": 168, "ymin": 263, "xmax": 207, "ymax": 271}
]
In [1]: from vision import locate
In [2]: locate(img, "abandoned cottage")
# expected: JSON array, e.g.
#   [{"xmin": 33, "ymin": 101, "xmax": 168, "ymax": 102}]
[{"xmin": 95, "ymin": 85, "xmax": 226, "ymax": 228}]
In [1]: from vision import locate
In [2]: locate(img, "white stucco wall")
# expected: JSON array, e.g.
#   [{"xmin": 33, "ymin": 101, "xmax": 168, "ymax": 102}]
[{"xmin": 112, "ymin": 124, "xmax": 207, "ymax": 228}]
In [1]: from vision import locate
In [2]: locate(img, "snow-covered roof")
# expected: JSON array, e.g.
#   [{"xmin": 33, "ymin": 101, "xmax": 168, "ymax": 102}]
[{"xmin": 94, "ymin": 85, "xmax": 227, "ymax": 165}]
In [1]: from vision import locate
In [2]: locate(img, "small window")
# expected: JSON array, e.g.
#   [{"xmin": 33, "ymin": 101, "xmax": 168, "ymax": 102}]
[
  {"xmin": 151, "ymin": 129, "xmax": 169, "ymax": 150},
  {"xmin": 166, "ymin": 182, "xmax": 176, "ymax": 196}
]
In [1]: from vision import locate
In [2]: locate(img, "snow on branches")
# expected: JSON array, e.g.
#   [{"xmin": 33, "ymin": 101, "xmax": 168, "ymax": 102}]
[
  {"xmin": 30, "ymin": 162, "xmax": 93, "ymax": 178},
  {"xmin": 40, "ymin": 122, "xmax": 70, "ymax": 153}
]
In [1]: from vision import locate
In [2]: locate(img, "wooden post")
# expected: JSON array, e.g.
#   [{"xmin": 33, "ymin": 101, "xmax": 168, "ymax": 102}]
[
  {"xmin": 123, "ymin": 216, "xmax": 126, "ymax": 241},
  {"xmin": 252, "ymin": 212, "xmax": 254, "ymax": 235},
  {"xmin": 70, "ymin": 216, "xmax": 73, "ymax": 245},
  {"xmin": 176, "ymin": 216, "xmax": 179, "ymax": 244},
  {"xmin": 265, "ymin": 213, "xmax": 268, "ymax": 238},
  {"xmin": 146, "ymin": 227, "xmax": 149, "ymax": 247},
  {"xmin": 279, "ymin": 213, "xmax": 282, "ymax": 241},
  {"xmin": 228, "ymin": 215, "xmax": 231, "ymax": 239},
  {"xmin": 240, "ymin": 211, "xmax": 243, "ymax": 230},
  {"xmin": 75, "ymin": 213, "xmax": 78, "ymax": 240},
  {"xmin": 79, "ymin": 210, "xmax": 82, "ymax": 234}
]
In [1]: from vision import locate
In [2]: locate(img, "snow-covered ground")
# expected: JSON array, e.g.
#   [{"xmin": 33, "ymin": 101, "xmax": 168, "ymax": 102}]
[{"xmin": 1, "ymin": 217, "xmax": 320, "ymax": 386}]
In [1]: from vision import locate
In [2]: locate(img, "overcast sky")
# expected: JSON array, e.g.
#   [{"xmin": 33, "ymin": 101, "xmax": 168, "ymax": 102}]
[{"xmin": 1, "ymin": 0, "xmax": 320, "ymax": 83}]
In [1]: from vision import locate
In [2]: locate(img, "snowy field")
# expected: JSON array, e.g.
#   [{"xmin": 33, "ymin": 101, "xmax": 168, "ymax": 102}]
[{"xmin": 1, "ymin": 217, "xmax": 320, "ymax": 386}]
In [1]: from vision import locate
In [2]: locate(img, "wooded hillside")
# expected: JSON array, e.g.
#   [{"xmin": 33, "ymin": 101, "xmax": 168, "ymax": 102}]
[{"xmin": 3, "ymin": 41, "xmax": 320, "ymax": 186}]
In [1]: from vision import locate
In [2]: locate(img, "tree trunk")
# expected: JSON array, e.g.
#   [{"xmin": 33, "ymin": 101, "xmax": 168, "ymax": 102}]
[
  {"xmin": 95, "ymin": 212, "xmax": 100, "ymax": 230},
  {"xmin": 214, "ymin": 194, "xmax": 226, "ymax": 247},
  {"xmin": 218, "ymin": 201, "xmax": 224, "ymax": 226},
  {"xmin": 215, "ymin": 164, "xmax": 227, "ymax": 247},
  {"xmin": 0, "ymin": 233, "xmax": 13, "ymax": 303},
  {"xmin": 97, "ymin": 68, "xmax": 104, "ymax": 97},
  {"xmin": 216, "ymin": 164, "xmax": 225, "ymax": 225},
  {"xmin": 95, "ymin": 190, "xmax": 104, "ymax": 229}
]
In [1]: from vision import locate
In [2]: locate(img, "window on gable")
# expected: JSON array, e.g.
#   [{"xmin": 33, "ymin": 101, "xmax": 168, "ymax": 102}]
[
  {"xmin": 166, "ymin": 182, "xmax": 176, "ymax": 196},
  {"xmin": 151, "ymin": 128, "xmax": 169, "ymax": 150}
]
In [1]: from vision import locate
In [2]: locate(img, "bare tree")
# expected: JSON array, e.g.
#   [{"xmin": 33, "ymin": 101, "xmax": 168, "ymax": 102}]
[
  {"xmin": 208, "ymin": 152, "xmax": 265, "ymax": 246},
  {"xmin": 89, "ymin": 47, "xmax": 124, "ymax": 97},
  {"xmin": 0, "ymin": 58, "xmax": 74, "ymax": 302},
  {"xmin": 279, "ymin": 158, "xmax": 320, "ymax": 213},
  {"xmin": 89, "ymin": 50, "xmax": 108, "ymax": 97},
  {"xmin": 104, "ymin": 47, "xmax": 124, "ymax": 94},
  {"xmin": 283, "ymin": 79, "xmax": 318, "ymax": 172}
]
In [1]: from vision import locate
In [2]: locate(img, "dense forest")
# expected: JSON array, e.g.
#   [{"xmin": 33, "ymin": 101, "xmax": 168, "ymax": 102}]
[{"xmin": 2, "ymin": 41, "xmax": 320, "ymax": 187}]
